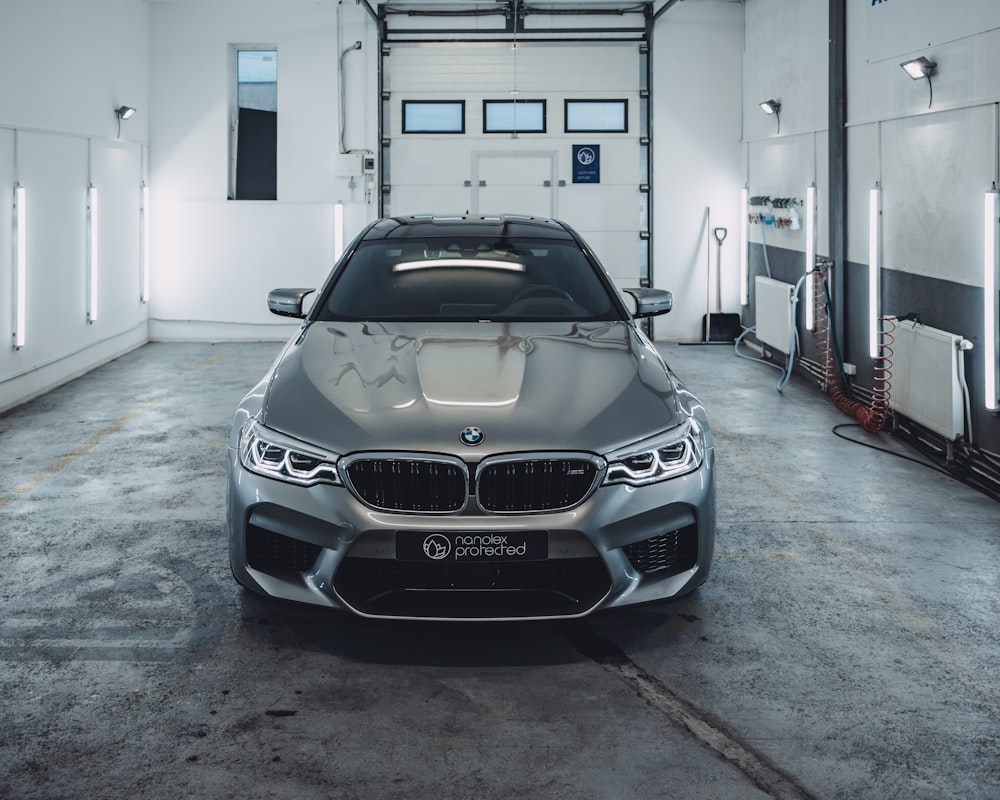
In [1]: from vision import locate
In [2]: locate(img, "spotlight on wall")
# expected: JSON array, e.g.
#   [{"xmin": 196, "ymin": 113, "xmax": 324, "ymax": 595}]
[
  {"xmin": 759, "ymin": 99, "xmax": 781, "ymax": 134},
  {"xmin": 114, "ymin": 105, "xmax": 136, "ymax": 137},
  {"xmin": 900, "ymin": 56, "xmax": 936, "ymax": 108}
]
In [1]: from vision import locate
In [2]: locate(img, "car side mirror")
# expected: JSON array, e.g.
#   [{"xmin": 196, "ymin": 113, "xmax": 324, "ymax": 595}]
[
  {"xmin": 267, "ymin": 288, "xmax": 316, "ymax": 318},
  {"xmin": 621, "ymin": 287, "xmax": 673, "ymax": 318}
]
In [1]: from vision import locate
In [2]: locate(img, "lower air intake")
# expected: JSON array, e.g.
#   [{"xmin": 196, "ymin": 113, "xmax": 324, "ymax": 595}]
[
  {"xmin": 623, "ymin": 524, "xmax": 698, "ymax": 577},
  {"xmin": 334, "ymin": 557, "xmax": 611, "ymax": 619},
  {"xmin": 246, "ymin": 526, "xmax": 322, "ymax": 575}
]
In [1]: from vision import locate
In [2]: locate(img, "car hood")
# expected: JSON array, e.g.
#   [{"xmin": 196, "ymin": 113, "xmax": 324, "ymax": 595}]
[{"xmin": 261, "ymin": 321, "xmax": 683, "ymax": 456}]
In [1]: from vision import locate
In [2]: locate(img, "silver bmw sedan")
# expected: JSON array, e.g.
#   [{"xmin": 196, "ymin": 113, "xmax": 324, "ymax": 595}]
[{"xmin": 227, "ymin": 214, "xmax": 715, "ymax": 620}]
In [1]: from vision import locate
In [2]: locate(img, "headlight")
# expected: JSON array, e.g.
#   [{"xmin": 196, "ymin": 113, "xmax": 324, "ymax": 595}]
[
  {"xmin": 238, "ymin": 419, "xmax": 341, "ymax": 486},
  {"xmin": 603, "ymin": 417, "xmax": 705, "ymax": 486}
]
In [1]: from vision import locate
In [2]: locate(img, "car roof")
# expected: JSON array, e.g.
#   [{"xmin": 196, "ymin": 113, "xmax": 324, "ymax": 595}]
[{"xmin": 361, "ymin": 214, "xmax": 578, "ymax": 242}]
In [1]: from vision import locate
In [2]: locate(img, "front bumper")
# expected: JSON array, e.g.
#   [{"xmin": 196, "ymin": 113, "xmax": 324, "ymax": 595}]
[{"xmin": 227, "ymin": 448, "xmax": 715, "ymax": 621}]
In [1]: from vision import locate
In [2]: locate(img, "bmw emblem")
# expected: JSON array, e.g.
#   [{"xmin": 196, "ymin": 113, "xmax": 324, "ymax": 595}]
[{"xmin": 460, "ymin": 426, "xmax": 485, "ymax": 446}]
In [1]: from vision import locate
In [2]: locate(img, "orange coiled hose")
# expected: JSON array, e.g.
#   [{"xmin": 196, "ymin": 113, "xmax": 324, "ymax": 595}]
[{"xmin": 812, "ymin": 264, "xmax": 892, "ymax": 433}]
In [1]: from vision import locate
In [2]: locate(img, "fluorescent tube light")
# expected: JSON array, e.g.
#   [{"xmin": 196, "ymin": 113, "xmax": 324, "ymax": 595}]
[
  {"xmin": 14, "ymin": 184, "xmax": 26, "ymax": 349},
  {"xmin": 334, "ymin": 202, "xmax": 345, "ymax": 261},
  {"xmin": 141, "ymin": 183, "xmax": 151, "ymax": 303},
  {"xmin": 88, "ymin": 185, "xmax": 99, "ymax": 323},
  {"xmin": 869, "ymin": 187, "xmax": 882, "ymax": 358},
  {"xmin": 805, "ymin": 184, "xmax": 816, "ymax": 331},
  {"xmin": 986, "ymin": 189, "xmax": 999, "ymax": 412},
  {"xmin": 740, "ymin": 187, "xmax": 749, "ymax": 306}
]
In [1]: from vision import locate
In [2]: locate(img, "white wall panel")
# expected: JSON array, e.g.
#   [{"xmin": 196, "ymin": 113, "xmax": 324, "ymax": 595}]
[
  {"xmin": 881, "ymin": 107, "xmax": 995, "ymax": 287},
  {"xmin": 18, "ymin": 133, "xmax": 90, "ymax": 352},
  {"xmin": 149, "ymin": 201, "xmax": 336, "ymax": 338},
  {"xmin": 743, "ymin": 0, "xmax": 828, "ymax": 142},
  {"xmin": 846, "ymin": 123, "xmax": 880, "ymax": 268},
  {"xmin": 863, "ymin": 0, "xmax": 1000, "ymax": 64},
  {"xmin": 0, "ymin": 0, "xmax": 148, "ymax": 143},
  {"xmin": 848, "ymin": 1, "xmax": 1000, "ymax": 125},
  {"xmin": 0, "ymin": 130, "xmax": 13, "ymax": 356},
  {"xmin": 92, "ymin": 141, "xmax": 144, "ymax": 329},
  {"xmin": 746, "ymin": 133, "xmax": 826, "ymax": 257}
]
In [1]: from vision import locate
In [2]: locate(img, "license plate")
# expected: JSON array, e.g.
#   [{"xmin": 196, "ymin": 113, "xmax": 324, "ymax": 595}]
[{"xmin": 396, "ymin": 531, "xmax": 547, "ymax": 563}]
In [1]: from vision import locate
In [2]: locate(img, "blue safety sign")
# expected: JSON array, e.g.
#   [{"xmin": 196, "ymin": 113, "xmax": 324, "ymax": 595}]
[{"xmin": 572, "ymin": 145, "xmax": 600, "ymax": 184}]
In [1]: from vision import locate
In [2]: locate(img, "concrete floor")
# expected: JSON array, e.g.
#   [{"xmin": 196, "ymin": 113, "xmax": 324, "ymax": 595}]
[{"xmin": 0, "ymin": 340, "xmax": 997, "ymax": 800}]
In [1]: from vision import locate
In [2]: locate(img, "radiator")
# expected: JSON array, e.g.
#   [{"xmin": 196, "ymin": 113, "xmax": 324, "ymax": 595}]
[
  {"xmin": 754, "ymin": 276, "xmax": 796, "ymax": 354},
  {"xmin": 888, "ymin": 318, "xmax": 971, "ymax": 441}
]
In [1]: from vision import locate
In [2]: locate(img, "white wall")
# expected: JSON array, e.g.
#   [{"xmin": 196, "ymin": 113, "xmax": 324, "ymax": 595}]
[
  {"xmin": 0, "ymin": 0, "xmax": 149, "ymax": 413},
  {"xmin": 147, "ymin": 0, "xmax": 378, "ymax": 340},
  {"xmin": 846, "ymin": 3, "xmax": 1000, "ymax": 286},
  {"xmin": 742, "ymin": 0, "xmax": 830, "ymax": 268},
  {"xmin": 651, "ymin": 0, "xmax": 745, "ymax": 341}
]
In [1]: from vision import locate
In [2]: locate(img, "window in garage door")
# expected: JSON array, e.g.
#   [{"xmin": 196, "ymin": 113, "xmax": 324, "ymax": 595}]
[
  {"xmin": 565, "ymin": 99, "xmax": 628, "ymax": 133},
  {"xmin": 402, "ymin": 101, "xmax": 466, "ymax": 133},
  {"xmin": 483, "ymin": 100, "xmax": 546, "ymax": 134}
]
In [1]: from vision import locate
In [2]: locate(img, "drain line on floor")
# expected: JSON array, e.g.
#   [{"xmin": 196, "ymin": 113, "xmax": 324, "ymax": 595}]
[{"xmin": 567, "ymin": 624, "xmax": 818, "ymax": 800}]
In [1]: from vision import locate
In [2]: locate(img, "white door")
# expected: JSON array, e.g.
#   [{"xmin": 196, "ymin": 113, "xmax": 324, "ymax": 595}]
[{"xmin": 473, "ymin": 151, "xmax": 556, "ymax": 218}]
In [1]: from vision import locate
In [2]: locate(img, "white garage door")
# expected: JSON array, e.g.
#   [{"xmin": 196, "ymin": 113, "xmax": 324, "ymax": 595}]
[{"xmin": 382, "ymin": 42, "xmax": 646, "ymax": 289}]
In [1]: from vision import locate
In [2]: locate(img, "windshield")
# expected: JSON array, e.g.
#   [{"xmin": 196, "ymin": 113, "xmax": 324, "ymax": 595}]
[{"xmin": 316, "ymin": 236, "xmax": 623, "ymax": 322}]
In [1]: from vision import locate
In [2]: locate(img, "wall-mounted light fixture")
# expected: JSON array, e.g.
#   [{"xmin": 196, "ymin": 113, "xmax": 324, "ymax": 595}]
[
  {"xmin": 759, "ymin": 99, "xmax": 781, "ymax": 134},
  {"xmin": 14, "ymin": 184, "xmax": 27, "ymax": 349},
  {"xmin": 87, "ymin": 184, "xmax": 99, "ymax": 323},
  {"xmin": 739, "ymin": 187, "xmax": 749, "ymax": 306},
  {"xmin": 334, "ymin": 202, "xmax": 345, "ymax": 261},
  {"xmin": 804, "ymin": 183, "xmax": 817, "ymax": 331},
  {"xmin": 141, "ymin": 182, "xmax": 151, "ymax": 304},
  {"xmin": 985, "ymin": 186, "xmax": 999, "ymax": 412},
  {"xmin": 114, "ymin": 105, "xmax": 136, "ymax": 137},
  {"xmin": 900, "ymin": 56, "xmax": 936, "ymax": 109},
  {"xmin": 869, "ymin": 185, "xmax": 882, "ymax": 359}
]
